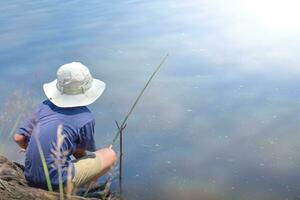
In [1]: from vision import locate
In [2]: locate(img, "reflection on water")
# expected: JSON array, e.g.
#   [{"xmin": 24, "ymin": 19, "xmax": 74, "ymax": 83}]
[{"xmin": 1, "ymin": 0, "xmax": 300, "ymax": 199}]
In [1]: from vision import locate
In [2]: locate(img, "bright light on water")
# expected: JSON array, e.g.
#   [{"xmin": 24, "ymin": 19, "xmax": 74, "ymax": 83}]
[{"xmin": 242, "ymin": 0, "xmax": 300, "ymax": 33}]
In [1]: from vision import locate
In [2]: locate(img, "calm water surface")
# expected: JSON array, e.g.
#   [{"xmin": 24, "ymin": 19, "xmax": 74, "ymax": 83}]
[{"xmin": 1, "ymin": 1, "xmax": 300, "ymax": 199}]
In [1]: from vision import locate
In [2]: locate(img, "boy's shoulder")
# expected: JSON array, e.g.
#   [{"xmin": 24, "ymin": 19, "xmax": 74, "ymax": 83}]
[{"xmin": 38, "ymin": 99, "xmax": 94, "ymax": 122}]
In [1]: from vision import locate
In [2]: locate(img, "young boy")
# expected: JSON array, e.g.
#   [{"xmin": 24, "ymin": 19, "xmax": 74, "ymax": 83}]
[{"xmin": 14, "ymin": 62, "xmax": 116, "ymax": 191}]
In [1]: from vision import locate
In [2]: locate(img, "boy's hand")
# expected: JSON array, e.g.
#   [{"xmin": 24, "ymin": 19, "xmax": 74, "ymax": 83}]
[
  {"xmin": 14, "ymin": 134, "xmax": 28, "ymax": 150},
  {"xmin": 19, "ymin": 148, "xmax": 26, "ymax": 153},
  {"xmin": 73, "ymin": 148, "xmax": 86, "ymax": 159}
]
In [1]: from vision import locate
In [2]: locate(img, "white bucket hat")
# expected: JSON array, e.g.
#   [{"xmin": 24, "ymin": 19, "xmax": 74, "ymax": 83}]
[{"xmin": 43, "ymin": 62, "xmax": 105, "ymax": 108}]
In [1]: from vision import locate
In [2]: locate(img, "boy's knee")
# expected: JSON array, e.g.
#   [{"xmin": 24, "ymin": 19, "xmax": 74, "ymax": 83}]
[{"xmin": 107, "ymin": 148, "xmax": 117, "ymax": 164}]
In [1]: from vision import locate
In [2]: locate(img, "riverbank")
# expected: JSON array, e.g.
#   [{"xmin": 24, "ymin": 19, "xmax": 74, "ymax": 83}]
[{"xmin": 0, "ymin": 155, "xmax": 114, "ymax": 200}]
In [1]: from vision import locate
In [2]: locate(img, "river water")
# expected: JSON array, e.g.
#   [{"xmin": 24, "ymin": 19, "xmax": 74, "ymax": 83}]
[{"xmin": 1, "ymin": 1, "xmax": 300, "ymax": 199}]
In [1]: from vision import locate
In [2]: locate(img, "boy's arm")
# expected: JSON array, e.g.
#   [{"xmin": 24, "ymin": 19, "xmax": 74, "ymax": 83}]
[
  {"xmin": 76, "ymin": 120, "xmax": 96, "ymax": 154},
  {"xmin": 15, "ymin": 113, "xmax": 37, "ymax": 151}
]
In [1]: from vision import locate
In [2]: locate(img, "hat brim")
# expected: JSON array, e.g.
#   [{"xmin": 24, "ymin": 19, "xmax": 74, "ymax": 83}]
[{"xmin": 43, "ymin": 79, "xmax": 105, "ymax": 108}]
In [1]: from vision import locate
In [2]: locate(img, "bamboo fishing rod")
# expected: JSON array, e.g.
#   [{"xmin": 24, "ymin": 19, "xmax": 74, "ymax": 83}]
[
  {"xmin": 83, "ymin": 55, "xmax": 169, "ymax": 198},
  {"xmin": 100, "ymin": 54, "xmax": 169, "ymax": 199},
  {"xmin": 110, "ymin": 53, "xmax": 169, "ymax": 147}
]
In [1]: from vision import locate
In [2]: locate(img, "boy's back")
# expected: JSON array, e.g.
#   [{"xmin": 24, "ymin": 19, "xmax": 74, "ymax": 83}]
[{"xmin": 19, "ymin": 100, "xmax": 96, "ymax": 190}]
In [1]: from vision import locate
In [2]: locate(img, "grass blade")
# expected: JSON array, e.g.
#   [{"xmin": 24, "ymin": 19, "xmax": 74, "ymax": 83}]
[
  {"xmin": 36, "ymin": 136, "xmax": 53, "ymax": 192},
  {"xmin": 56, "ymin": 124, "xmax": 64, "ymax": 200}
]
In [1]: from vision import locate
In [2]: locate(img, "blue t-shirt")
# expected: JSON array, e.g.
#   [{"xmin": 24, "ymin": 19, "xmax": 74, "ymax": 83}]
[{"xmin": 17, "ymin": 100, "xmax": 96, "ymax": 190}]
